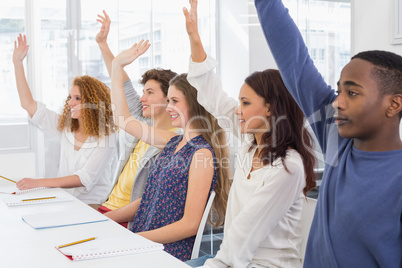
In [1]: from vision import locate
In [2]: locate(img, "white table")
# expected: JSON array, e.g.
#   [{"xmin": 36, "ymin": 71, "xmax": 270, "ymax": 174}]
[{"xmin": 0, "ymin": 181, "xmax": 190, "ymax": 268}]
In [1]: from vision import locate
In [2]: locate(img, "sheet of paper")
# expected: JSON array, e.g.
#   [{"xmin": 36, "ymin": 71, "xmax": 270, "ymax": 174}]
[{"xmin": 22, "ymin": 208, "xmax": 108, "ymax": 229}]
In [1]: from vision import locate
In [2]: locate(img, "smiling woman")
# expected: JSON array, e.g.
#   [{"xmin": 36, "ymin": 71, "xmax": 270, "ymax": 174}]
[
  {"xmin": 104, "ymin": 39, "xmax": 230, "ymax": 261},
  {"xmin": 12, "ymin": 34, "xmax": 118, "ymax": 205}
]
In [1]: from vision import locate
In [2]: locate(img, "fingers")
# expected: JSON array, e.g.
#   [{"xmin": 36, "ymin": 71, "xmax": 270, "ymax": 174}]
[
  {"xmin": 183, "ymin": 7, "xmax": 189, "ymax": 18},
  {"xmin": 97, "ymin": 10, "xmax": 110, "ymax": 23},
  {"xmin": 190, "ymin": 0, "xmax": 198, "ymax": 11},
  {"xmin": 15, "ymin": 34, "xmax": 27, "ymax": 48},
  {"xmin": 129, "ymin": 40, "xmax": 151, "ymax": 55},
  {"xmin": 103, "ymin": 10, "xmax": 110, "ymax": 19}
]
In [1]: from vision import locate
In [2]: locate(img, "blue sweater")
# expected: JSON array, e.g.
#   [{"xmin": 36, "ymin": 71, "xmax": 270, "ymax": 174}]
[{"xmin": 255, "ymin": 0, "xmax": 402, "ymax": 267}]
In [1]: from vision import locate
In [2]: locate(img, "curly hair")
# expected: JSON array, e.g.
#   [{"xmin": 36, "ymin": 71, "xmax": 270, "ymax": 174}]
[{"xmin": 57, "ymin": 75, "xmax": 117, "ymax": 138}]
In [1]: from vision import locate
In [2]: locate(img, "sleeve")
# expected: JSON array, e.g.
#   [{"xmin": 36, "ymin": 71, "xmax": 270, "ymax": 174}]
[
  {"xmin": 254, "ymin": 0, "xmax": 338, "ymax": 152},
  {"xmin": 187, "ymin": 55, "xmax": 241, "ymax": 139},
  {"xmin": 29, "ymin": 101, "xmax": 62, "ymax": 138},
  {"xmin": 206, "ymin": 155, "xmax": 305, "ymax": 268},
  {"xmin": 124, "ymin": 79, "xmax": 151, "ymax": 125},
  {"xmin": 74, "ymin": 132, "xmax": 117, "ymax": 191}
]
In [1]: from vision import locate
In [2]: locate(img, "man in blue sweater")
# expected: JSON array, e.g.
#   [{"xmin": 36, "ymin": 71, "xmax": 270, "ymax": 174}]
[{"xmin": 254, "ymin": 0, "xmax": 402, "ymax": 267}]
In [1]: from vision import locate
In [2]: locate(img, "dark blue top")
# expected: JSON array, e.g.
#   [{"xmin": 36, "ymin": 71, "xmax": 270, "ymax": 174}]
[
  {"xmin": 255, "ymin": 0, "xmax": 402, "ymax": 267},
  {"xmin": 130, "ymin": 134, "xmax": 217, "ymax": 261}
]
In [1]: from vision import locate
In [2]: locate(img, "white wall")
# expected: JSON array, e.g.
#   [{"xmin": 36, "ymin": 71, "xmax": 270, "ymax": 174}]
[
  {"xmin": 218, "ymin": 0, "xmax": 250, "ymax": 99},
  {"xmin": 0, "ymin": 153, "xmax": 36, "ymax": 179},
  {"xmin": 352, "ymin": 0, "xmax": 402, "ymax": 139}
]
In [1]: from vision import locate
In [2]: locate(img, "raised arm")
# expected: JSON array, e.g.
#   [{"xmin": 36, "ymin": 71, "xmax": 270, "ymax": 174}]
[
  {"xmin": 184, "ymin": 0, "xmax": 240, "ymax": 138},
  {"xmin": 183, "ymin": 0, "xmax": 206, "ymax": 63},
  {"xmin": 12, "ymin": 34, "xmax": 37, "ymax": 117},
  {"xmin": 96, "ymin": 10, "xmax": 129, "ymax": 81},
  {"xmin": 96, "ymin": 11, "xmax": 149, "ymax": 124},
  {"xmin": 254, "ymin": 0, "xmax": 339, "ymax": 153},
  {"xmin": 111, "ymin": 41, "xmax": 176, "ymax": 148}
]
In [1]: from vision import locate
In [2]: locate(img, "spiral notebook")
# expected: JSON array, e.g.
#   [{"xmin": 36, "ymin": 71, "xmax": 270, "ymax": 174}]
[
  {"xmin": 56, "ymin": 234, "xmax": 164, "ymax": 261},
  {"xmin": 0, "ymin": 185, "xmax": 48, "ymax": 195},
  {"xmin": 2, "ymin": 192, "xmax": 73, "ymax": 207}
]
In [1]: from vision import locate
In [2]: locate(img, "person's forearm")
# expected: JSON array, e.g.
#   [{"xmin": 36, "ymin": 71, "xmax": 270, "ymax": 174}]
[
  {"xmin": 138, "ymin": 217, "xmax": 199, "ymax": 244},
  {"xmin": 13, "ymin": 61, "xmax": 37, "ymax": 117},
  {"xmin": 105, "ymin": 199, "xmax": 140, "ymax": 223},
  {"xmin": 41, "ymin": 175, "xmax": 83, "ymax": 188},
  {"xmin": 189, "ymin": 32, "xmax": 206, "ymax": 63},
  {"xmin": 98, "ymin": 42, "xmax": 129, "ymax": 81},
  {"xmin": 111, "ymin": 61, "xmax": 132, "ymax": 123}
]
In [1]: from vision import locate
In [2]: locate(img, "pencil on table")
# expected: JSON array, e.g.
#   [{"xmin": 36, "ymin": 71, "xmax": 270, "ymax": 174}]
[
  {"xmin": 22, "ymin": 197, "xmax": 56, "ymax": 202},
  {"xmin": 58, "ymin": 237, "xmax": 96, "ymax": 249},
  {"xmin": 0, "ymin": 175, "xmax": 16, "ymax": 183}
]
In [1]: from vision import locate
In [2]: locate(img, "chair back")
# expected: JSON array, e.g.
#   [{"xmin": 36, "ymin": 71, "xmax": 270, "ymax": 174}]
[
  {"xmin": 191, "ymin": 191, "xmax": 216, "ymax": 260},
  {"xmin": 300, "ymin": 197, "xmax": 317, "ymax": 265}
]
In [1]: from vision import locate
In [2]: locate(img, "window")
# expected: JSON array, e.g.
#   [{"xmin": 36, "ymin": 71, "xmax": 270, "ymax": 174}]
[
  {"xmin": 282, "ymin": 0, "xmax": 351, "ymax": 173},
  {"xmin": 284, "ymin": 0, "xmax": 351, "ymax": 89},
  {"xmin": 1, "ymin": 0, "xmax": 216, "ymax": 153},
  {"xmin": 0, "ymin": 1, "xmax": 31, "ymax": 151},
  {"xmin": 0, "ymin": 1, "xmax": 26, "ymax": 122}
]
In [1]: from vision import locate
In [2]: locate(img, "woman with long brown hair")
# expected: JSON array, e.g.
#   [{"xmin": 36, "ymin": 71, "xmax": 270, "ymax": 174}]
[
  {"xmin": 13, "ymin": 34, "xmax": 117, "ymax": 205},
  {"xmin": 184, "ymin": 1, "xmax": 316, "ymax": 267},
  {"xmin": 105, "ymin": 40, "xmax": 230, "ymax": 261}
]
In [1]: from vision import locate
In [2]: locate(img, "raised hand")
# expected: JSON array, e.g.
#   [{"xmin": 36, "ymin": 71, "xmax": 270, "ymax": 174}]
[
  {"xmin": 113, "ymin": 40, "xmax": 151, "ymax": 68},
  {"xmin": 96, "ymin": 10, "xmax": 111, "ymax": 44},
  {"xmin": 13, "ymin": 34, "xmax": 29, "ymax": 64},
  {"xmin": 183, "ymin": 0, "xmax": 199, "ymax": 37},
  {"xmin": 183, "ymin": 0, "xmax": 205, "ymax": 62}
]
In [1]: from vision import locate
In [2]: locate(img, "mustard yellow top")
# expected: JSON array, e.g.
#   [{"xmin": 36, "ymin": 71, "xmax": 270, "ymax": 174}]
[{"xmin": 103, "ymin": 140, "xmax": 150, "ymax": 210}]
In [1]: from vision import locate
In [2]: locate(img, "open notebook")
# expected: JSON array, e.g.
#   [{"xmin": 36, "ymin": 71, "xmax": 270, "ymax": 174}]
[
  {"xmin": 56, "ymin": 234, "xmax": 164, "ymax": 261},
  {"xmin": 0, "ymin": 185, "xmax": 48, "ymax": 195},
  {"xmin": 1, "ymin": 191, "xmax": 73, "ymax": 207}
]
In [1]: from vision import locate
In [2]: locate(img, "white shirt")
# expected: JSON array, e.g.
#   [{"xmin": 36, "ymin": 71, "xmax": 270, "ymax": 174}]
[
  {"xmin": 188, "ymin": 56, "xmax": 305, "ymax": 268},
  {"xmin": 30, "ymin": 102, "xmax": 117, "ymax": 204}
]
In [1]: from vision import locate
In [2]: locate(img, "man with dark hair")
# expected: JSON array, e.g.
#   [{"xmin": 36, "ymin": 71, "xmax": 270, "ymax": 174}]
[{"xmin": 255, "ymin": 0, "xmax": 402, "ymax": 267}]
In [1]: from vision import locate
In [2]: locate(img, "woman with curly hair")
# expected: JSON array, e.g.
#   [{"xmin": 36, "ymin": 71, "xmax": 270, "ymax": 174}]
[{"xmin": 12, "ymin": 34, "xmax": 117, "ymax": 205}]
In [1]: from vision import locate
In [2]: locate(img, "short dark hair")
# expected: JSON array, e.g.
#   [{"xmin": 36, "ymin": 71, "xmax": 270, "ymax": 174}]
[
  {"xmin": 139, "ymin": 68, "xmax": 177, "ymax": 96},
  {"xmin": 352, "ymin": 50, "xmax": 402, "ymax": 97}
]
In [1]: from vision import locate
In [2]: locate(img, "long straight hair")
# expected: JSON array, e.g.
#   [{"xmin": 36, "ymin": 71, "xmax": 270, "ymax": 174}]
[
  {"xmin": 245, "ymin": 69, "xmax": 316, "ymax": 195},
  {"xmin": 169, "ymin": 74, "xmax": 230, "ymax": 226}
]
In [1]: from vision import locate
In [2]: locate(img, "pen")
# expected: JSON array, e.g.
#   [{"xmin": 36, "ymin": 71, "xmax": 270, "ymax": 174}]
[
  {"xmin": 58, "ymin": 237, "xmax": 96, "ymax": 249},
  {"xmin": 22, "ymin": 196, "xmax": 56, "ymax": 202},
  {"xmin": 0, "ymin": 175, "xmax": 16, "ymax": 183}
]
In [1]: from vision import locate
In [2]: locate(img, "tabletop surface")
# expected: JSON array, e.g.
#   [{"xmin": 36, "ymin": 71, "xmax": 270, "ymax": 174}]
[{"xmin": 0, "ymin": 180, "xmax": 190, "ymax": 268}]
